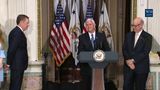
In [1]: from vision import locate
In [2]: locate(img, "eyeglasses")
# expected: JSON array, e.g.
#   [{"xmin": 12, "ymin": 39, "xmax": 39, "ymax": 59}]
[{"xmin": 131, "ymin": 24, "xmax": 141, "ymax": 27}]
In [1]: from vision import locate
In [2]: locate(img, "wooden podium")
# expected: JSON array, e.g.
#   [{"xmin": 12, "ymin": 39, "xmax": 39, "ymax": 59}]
[{"xmin": 78, "ymin": 51, "xmax": 118, "ymax": 90}]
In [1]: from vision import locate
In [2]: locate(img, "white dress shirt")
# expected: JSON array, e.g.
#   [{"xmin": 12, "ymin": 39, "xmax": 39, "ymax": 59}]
[
  {"xmin": 89, "ymin": 32, "xmax": 95, "ymax": 40},
  {"xmin": 134, "ymin": 30, "xmax": 142, "ymax": 47}
]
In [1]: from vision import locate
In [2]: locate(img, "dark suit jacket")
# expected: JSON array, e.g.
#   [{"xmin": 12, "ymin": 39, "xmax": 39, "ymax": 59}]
[
  {"xmin": 7, "ymin": 26, "xmax": 28, "ymax": 71},
  {"xmin": 123, "ymin": 30, "xmax": 152, "ymax": 73},
  {"xmin": 78, "ymin": 32, "xmax": 110, "ymax": 76}
]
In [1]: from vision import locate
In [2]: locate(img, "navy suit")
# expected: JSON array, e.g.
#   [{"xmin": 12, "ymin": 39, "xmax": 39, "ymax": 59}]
[
  {"xmin": 123, "ymin": 30, "xmax": 152, "ymax": 90},
  {"xmin": 7, "ymin": 26, "xmax": 28, "ymax": 90},
  {"xmin": 78, "ymin": 32, "xmax": 110, "ymax": 90}
]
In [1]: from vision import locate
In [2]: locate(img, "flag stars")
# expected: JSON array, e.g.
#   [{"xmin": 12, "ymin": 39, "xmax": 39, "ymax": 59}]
[
  {"xmin": 72, "ymin": 10, "xmax": 76, "ymax": 14},
  {"xmin": 101, "ymin": 11, "xmax": 104, "ymax": 14}
]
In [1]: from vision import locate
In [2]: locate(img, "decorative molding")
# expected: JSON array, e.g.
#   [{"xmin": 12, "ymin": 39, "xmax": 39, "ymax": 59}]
[
  {"xmin": 49, "ymin": 0, "xmax": 54, "ymax": 36},
  {"xmin": 38, "ymin": 0, "xmax": 42, "ymax": 60},
  {"xmin": 132, "ymin": 0, "xmax": 137, "ymax": 20}
]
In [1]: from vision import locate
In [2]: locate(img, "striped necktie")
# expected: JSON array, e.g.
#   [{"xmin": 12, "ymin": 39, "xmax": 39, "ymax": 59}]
[{"xmin": 91, "ymin": 34, "xmax": 94, "ymax": 48}]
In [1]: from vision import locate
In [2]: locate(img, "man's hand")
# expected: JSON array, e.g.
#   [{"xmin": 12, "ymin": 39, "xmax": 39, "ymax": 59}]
[
  {"xmin": 0, "ymin": 58, "xmax": 3, "ymax": 70},
  {"xmin": 126, "ymin": 59, "xmax": 135, "ymax": 70},
  {"xmin": 4, "ymin": 64, "xmax": 10, "ymax": 72}
]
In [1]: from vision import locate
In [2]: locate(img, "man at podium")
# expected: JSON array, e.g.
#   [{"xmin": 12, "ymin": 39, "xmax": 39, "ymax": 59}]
[{"xmin": 77, "ymin": 18, "xmax": 110, "ymax": 90}]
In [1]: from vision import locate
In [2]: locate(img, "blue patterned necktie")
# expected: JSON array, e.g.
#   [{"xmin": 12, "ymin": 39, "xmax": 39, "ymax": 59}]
[{"xmin": 91, "ymin": 34, "xmax": 94, "ymax": 48}]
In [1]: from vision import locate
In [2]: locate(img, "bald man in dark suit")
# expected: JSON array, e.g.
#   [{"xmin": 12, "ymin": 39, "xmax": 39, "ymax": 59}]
[{"xmin": 123, "ymin": 17, "xmax": 152, "ymax": 90}]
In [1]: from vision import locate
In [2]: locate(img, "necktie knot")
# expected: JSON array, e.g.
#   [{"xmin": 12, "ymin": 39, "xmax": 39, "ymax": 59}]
[{"xmin": 91, "ymin": 34, "xmax": 94, "ymax": 40}]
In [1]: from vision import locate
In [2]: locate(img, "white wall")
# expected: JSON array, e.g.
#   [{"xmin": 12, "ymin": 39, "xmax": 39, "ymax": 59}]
[
  {"xmin": 0, "ymin": 0, "xmax": 8, "ymax": 30},
  {"xmin": 137, "ymin": 0, "xmax": 160, "ymax": 51},
  {"xmin": 0, "ymin": 0, "xmax": 38, "ymax": 61}
]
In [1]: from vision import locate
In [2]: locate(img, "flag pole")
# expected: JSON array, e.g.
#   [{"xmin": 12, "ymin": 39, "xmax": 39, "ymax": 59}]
[
  {"xmin": 75, "ymin": 0, "xmax": 76, "ymax": 28},
  {"xmin": 56, "ymin": 66, "xmax": 61, "ymax": 83},
  {"xmin": 103, "ymin": 1, "xmax": 105, "ymax": 27}
]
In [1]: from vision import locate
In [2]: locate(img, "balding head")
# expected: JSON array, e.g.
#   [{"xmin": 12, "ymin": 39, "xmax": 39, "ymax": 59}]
[
  {"xmin": 133, "ymin": 17, "xmax": 144, "ymax": 25},
  {"xmin": 132, "ymin": 17, "xmax": 144, "ymax": 33}
]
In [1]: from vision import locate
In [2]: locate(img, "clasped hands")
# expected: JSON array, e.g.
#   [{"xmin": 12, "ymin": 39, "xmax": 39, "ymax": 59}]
[{"xmin": 126, "ymin": 59, "xmax": 135, "ymax": 70}]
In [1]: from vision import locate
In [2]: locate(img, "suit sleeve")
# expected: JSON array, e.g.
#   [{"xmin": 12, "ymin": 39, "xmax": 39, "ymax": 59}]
[
  {"xmin": 7, "ymin": 32, "xmax": 20, "ymax": 65},
  {"xmin": 122, "ymin": 34, "xmax": 132, "ymax": 60}
]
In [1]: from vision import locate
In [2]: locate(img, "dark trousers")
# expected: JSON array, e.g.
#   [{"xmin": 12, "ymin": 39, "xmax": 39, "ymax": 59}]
[
  {"xmin": 123, "ymin": 69, "xmax": 148, "ymax": 90},
  {"xmin": 9, "ymin": 70, "xmax": 24, "ymax": 90},
  {"xmin": 79, "ymin": 63, "xmax": 92, "ymax": 90},
  {"xmin": 81, "ymin": 75, "xmax": 91, "ymax": 90}
]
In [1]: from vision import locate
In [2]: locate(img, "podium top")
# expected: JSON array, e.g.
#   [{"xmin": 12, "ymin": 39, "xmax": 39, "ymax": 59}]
[
  {"xmin": 78, "ymin": 51, "xmax": 118, "ymax": 62},
  {"xmin": 78, "ymin": 51, "xmax": 118, "ymax": 68}
]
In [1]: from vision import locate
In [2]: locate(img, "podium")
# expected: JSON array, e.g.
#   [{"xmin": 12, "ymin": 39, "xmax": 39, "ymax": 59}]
[{"xmin": 78, "ymin": 51, "xmax": 118, "ymax": 90}]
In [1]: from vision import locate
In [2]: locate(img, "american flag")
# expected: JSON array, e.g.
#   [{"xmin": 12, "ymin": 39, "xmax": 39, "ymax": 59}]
[
  {"xmin": 50, "ymin": 2, "xmax": 71, "ymax": 66},
  {"xmin": 82, "ymin": 1, "xmax": 94, "ymax": 33}
]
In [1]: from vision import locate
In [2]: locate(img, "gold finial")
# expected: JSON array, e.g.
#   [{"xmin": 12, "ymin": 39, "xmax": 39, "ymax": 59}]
[{"xmin": 58, "ymin": 0, "xmax": 61, "ymax": 4}]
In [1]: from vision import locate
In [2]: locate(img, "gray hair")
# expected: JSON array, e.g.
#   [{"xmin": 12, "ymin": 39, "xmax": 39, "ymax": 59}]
[{"xmin": 85, "ymin": 18, "xmax": 96, "ymax": 27}]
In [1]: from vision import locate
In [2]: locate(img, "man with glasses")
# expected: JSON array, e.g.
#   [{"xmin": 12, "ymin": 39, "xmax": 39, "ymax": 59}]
[{"xmin": 123, "ymin": 17, "xmax": 152, "ymax": 90}]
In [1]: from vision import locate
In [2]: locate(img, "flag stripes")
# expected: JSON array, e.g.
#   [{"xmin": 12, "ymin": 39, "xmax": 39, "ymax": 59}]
[{"xmin": 50, "ymin": 2, "xmax": 70, "ymax": 66}]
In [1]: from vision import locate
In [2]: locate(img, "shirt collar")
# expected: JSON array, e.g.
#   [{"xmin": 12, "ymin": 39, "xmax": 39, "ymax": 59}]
[
  {"xmin": 136, "ymin": 30, "xmax": 143, "ymax": 36},
  {"xmin": 17, "ymin": 25, "xmax": 24, "ymax": 32},
  {"xmin": 89, "ymin": 32, "xmax": 95, "ymax": 39}
]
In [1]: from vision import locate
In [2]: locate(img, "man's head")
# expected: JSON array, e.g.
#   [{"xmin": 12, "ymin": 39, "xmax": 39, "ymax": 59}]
[
  {"xmin": 132, "ymin": 17, "xmax": 144, "ymax": 33},
  {"xmin": 16, "ymin": 14, "xmax": 29, "ymax": 31},
  {"xmin": 85, "ymin": 18, "xmax": 96, "ymax": 33}
]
